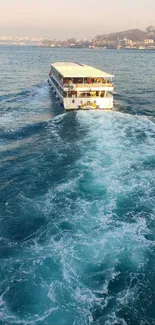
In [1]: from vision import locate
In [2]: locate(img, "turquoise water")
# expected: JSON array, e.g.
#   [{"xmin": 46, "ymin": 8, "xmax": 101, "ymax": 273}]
[{"xmin": 0, "ymin": 46, "xmax": 155, "ymax": 325}]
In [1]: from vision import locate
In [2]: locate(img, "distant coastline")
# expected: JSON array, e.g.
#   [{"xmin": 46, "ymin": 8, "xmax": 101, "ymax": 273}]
[
  {"xmin": 1, "ymin": 26, "xmax": 155, "ymax": 50},
  {"xmin": 1, "ymin": 44, "xmax": 155, "ymax": 51}
]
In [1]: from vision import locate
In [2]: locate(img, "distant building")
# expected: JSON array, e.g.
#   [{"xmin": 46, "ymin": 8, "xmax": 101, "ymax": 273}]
[
  {"xmin": 119, "ymin": 37, "xmax": 132, "ymax": 47},
  {"xmin": 144, "ymin": 39, "xmax": 154, "ymax": 44},
  {"xmin": 146, "ymin": 26, "xmax": 155, "ymax": 33}
]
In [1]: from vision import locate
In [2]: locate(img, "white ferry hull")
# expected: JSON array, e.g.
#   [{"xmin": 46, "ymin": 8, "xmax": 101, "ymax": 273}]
[{"xmin": 64, "ymin": 97, "xmax": 113, "ymax": 111}]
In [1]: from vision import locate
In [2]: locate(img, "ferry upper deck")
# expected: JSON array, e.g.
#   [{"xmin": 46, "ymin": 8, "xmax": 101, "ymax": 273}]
[
  {"xmin": 50, "ymin": 62, "xmax": 114, "ymax": 91},
  {"xmin": 51, "ymin": 62, "xmax": 114, "ymax": 78}
]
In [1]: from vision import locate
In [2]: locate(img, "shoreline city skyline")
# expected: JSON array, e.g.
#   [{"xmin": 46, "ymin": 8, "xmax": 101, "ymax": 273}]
[
  {"xmin": 0, "ymin": 25, "xmax": 155, "ymax": 40},
  {"xmin": 1, "ymin": 25, "xmax": 155, "ymax": 50}
]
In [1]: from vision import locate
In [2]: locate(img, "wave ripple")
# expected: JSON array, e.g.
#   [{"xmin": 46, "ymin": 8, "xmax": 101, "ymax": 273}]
[{"xmin": 0, "ymin": 110, "xmax": 155, "ymax": 325}]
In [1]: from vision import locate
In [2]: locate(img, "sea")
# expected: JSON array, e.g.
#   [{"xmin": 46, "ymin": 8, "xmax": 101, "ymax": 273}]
[{"xmin": 0, "ymin": 45, "xmax": 155, "ymax": 325}]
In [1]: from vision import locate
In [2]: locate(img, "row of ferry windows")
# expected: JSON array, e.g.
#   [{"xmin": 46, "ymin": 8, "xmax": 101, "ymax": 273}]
[
  {"xmin": 63, "ymin": 78, "xmax": 111, "ymax": 84},
  {"xmin": 63, "ymin": 91, "xmax": 106, "ymax": 98},
  {"xmin": 50, "ymin": 70, "xmax": 111, "ymax": 85}
]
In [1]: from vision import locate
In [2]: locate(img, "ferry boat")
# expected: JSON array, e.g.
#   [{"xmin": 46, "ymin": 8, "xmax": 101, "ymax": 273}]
[{"xmin": 48, "ymin": 62, "xmax": 114, "ymax": 111}]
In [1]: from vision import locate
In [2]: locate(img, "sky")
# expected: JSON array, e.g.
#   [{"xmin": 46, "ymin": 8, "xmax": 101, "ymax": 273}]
[{"xmin": 0, "ymin": 0, "xmax": 155, "ymax": 38}]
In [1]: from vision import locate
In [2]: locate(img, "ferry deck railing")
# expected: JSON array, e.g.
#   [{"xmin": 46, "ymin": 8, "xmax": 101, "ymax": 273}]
[
  {"xmin": 63, "ymin": 93, "xmax": 113, "ymax": 98},
  {"xmin": 63, "ymin": 82, "xmax": 113, "ymax": 89}
]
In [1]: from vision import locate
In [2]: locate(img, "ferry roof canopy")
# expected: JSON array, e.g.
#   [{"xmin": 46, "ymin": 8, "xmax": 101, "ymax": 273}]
[{"xmin": 51, "ymin": 62, "xmax": 114, "ymax": 78}]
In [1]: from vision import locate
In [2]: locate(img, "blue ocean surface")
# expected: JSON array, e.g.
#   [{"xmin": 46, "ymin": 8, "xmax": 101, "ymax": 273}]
[{"xmin": 0, "ymin": 45, "xmax": 155, "ymax": 325}]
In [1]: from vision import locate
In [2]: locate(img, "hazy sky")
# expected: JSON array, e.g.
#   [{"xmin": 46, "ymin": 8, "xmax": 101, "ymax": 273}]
[{"xmin": 1, "ymin": 0, "xmax": 155, "ymax": 38}]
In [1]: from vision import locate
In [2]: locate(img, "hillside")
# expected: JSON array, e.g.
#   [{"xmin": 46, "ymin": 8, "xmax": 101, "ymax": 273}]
[{"xmin": 95, "ymin": 29, "xmax": 153, "ymax": 42}]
